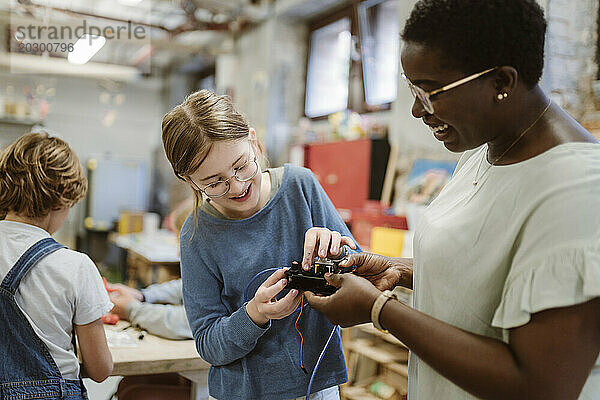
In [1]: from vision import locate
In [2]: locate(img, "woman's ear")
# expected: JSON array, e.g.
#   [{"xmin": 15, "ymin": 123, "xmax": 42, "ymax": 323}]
[
  {"xmin": 493, "ymin": 66, "xmax": 518, "ymax": 97},
  {"xmin": 249, "ymin": 128, "xmax": 257, "ymax": 140}
]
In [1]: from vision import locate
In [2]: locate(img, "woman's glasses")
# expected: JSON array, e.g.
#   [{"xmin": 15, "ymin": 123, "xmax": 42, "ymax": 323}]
[{"xmin": 401, "ymin": 67, "xmax": 497, "ymax": 114}]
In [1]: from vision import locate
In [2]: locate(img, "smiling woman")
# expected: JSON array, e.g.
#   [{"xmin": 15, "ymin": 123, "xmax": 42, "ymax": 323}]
[{"xmin": 302, "ymin": 1, "xmax": 600, "ymax": 400}]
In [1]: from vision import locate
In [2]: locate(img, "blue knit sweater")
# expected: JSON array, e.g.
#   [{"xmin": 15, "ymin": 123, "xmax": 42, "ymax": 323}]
[{"xmin": 180, "ymin": 164, "xmax": 355, "ymax": 400}]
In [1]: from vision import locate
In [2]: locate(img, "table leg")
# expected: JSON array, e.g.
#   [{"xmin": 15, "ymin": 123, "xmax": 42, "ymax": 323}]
[
  {"xmin": 118, "ymin": 247, "xmax": 128, "ymax": 282},
  {"xmin": 178, "ymin": 370, "xmax": 209, "ymax": 400}
]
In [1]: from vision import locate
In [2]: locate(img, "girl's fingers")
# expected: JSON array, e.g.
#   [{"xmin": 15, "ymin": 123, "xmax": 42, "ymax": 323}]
[
  {"xmin": 258, "ymin": 278, "xmax": 288, "ymax": 302},
  {"xmin": 303, "ymin": 228, "xmax": 355, "ymax": 270},
  {"xmin": 317, "ymin": 229, "xmax": 331, "ymax": 258},
  {"xmin": 340, "ymin": 236, "xmax": 357, "ymax": 250},
  {"xmin": 262, "ymin": 268, "xmax": 286, "ymax": 288},
  {"xmin": 330, "ymin": 231, "xmax": 342, "ymax": 256},
  {"xmin": 302, "ymin": 229, "xmax": 319, "ymax": 270},
  {"xmin": 265, "ymin": 289, "xmax": 299, "ymax": 316}
]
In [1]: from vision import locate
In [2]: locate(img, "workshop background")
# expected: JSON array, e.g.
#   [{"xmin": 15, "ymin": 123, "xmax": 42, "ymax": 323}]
[{"xmin": 1, "ymin": 0, "xmax": 599, "ymax": 399}]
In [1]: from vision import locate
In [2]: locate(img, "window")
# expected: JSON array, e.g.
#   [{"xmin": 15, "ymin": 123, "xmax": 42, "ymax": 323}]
[
  {"xmin": 359, "ymin": 0, "xmax": 400, "ymax": 106},
  {"xmin": 195, "ymin": 65, "xmax": 216, "ymax": 93},
  {"xmin": 305, "ymin": 17, "xmax": 352, "ymax": 118},
  {"xmin": 304, "ymin": 0, "xmax": 400, "ymax": 118}
]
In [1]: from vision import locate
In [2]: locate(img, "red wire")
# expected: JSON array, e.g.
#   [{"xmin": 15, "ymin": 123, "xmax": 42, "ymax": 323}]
[{"xmin": 295, "ymin": 297, "xmax": 307, "ymax": 373}]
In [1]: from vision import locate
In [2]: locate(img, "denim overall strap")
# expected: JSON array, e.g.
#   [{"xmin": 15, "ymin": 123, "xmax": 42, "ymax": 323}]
[
  {"xmin": 1, "ymin": 237, "xmax": 65, "ymax": 294},
  {"xmin": 0, "ymin": 238, "xmax": 88, "ymax": 400}
]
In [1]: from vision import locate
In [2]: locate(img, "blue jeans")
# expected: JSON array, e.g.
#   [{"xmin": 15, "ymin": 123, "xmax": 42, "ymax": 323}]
[
  {"xmin": 291, "ymin": 386, "xmax": 340, "ymax": 400},
  {"xmin": 0, "ymin": 238, "xmax": 88, "ymax": 400},
  {"xmin": 208, "ymin": 385, "xmax": 340, "ymax": 400}
]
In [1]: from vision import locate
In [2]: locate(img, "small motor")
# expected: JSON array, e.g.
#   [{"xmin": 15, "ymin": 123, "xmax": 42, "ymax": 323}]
[{"xmin": 284, "ymin": 250, "xmax": 353, "ymax": 295}]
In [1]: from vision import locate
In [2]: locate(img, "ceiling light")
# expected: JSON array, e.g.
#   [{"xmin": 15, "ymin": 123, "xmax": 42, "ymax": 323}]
[{"xmin": 68, "ymin": 35, "xmax": 106, "ymax": 65}]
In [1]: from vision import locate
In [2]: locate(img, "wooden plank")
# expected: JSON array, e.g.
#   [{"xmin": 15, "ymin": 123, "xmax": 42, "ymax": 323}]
[
  {"xmin": 357, "ymin": 323, "xmax": 407, "ymax": 348},
  {"xmin": 345, "ymin": 338, "xmax": 409, "ymax": 364},
  {"xmin": 384, "ymin": 362, "xmax": 409, "ymax": 378},
  {"xmin": 354, "ymin": 354, "xmax": 378, "ymax": 384},
  {"xmin": 342, "ymin": 377, "xmax": 406, "ymax": 400},
  {"xmin": 381, "ymin": 143, "xmax": 399, "ymax": 206},
  {"xmin": 341, "ymin": 386, "xmax": 380, "ymax": 400},
  {"xmin": 382, "ymin": 362, "xmax": 409, "ymax": 395}
]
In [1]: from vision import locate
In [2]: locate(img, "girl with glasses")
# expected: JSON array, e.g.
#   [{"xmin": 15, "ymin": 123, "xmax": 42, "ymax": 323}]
[
  {"xmin": 161, "ymin": 90, "xmax": 357, "ymax": 400},
  {"xmin": 305, "ymin": 0, "xmax": 600, "ymax": 399}
]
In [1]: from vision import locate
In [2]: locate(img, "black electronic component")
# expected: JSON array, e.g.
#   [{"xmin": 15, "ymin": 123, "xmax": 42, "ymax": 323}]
[{"xmin": 285, "ymin": 252, "xmax": 354, "ymax": 295}]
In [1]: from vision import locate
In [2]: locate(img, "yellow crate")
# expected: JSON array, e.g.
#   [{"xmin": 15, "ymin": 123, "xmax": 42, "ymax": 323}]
[{"xmin": 370, "ymin": 227, "xmax": 405, "ymax": 258}]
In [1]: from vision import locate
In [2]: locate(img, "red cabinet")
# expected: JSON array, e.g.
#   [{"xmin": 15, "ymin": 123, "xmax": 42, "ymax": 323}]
[{"xmin": 304, "ymin": 139, "xmax": 371, "ymax": 210}]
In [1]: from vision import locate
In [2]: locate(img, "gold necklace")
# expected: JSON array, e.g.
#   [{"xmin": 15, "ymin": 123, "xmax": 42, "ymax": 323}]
[{"xmin": 473, "ymin": 99, "xmax": 552, "ymax": 186}]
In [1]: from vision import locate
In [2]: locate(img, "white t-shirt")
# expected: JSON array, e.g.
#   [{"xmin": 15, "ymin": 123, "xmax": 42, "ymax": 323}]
[
  {"xmin": 0, "ymin": 221, "xmax": 113, "ymax": 379},
  {"xmin": 410, "ymin": 142, "xmax": 600, "ymax": 399}
]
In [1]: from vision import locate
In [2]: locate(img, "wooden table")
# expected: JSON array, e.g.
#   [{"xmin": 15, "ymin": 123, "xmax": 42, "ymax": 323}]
[
  {"xmin": 109, "ymin": 230, "xmax": 181, "ymax": 286},
  {"xmin": 103, "ymin": 322, "xmax": 210, "ymax": 400}
]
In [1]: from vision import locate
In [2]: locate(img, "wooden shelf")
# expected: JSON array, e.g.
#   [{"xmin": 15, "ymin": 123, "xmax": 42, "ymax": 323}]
[
  {"xmin": 341, "ymin": 376, "xmax": 406, "ymax": 400},
  {"xmin": 356, "ymin": 323, "xmax": 407, "ymax": 348},
  {"xmin": 341, "ymin": 386, "xmax": 381, "ymax": 400},
  {"xmin": 344, "ymin": 338, "xmax": 408, "ymax": 364},
  {"xmin": 341, "ymin": 325, "xmax": 409, "ymax": 400},
  {"xmin": 384, "ymin": 361, "xmax": 409, "ymax": 377},
  {"xmin": 0, "ymin": 117, "xmax": 43, "ymax": 126}
]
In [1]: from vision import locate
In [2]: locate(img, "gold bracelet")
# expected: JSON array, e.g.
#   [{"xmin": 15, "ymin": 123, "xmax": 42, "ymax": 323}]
[{"xmin": 370, "ymin": 290, "xmax": 398, "ymax": 332}]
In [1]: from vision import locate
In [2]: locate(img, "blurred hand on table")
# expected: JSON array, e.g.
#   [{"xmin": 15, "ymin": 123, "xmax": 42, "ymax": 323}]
[{"xmin": 109, "ymin": 288, "xmax": 140, "ymax": 319}]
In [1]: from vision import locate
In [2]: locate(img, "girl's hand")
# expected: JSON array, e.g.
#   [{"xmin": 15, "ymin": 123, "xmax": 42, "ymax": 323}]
[
  {"xmin": 302, "ymin": 227, "xmax": 357, "ymax": 271},
  {"xmin": 246, "ymin": 268, "xmax": 302, "ymax": 326},
  {"xmin": 304, "ymin": 273, "xmax": 380, "ymax": 328},
  {"xmin": 340, "ymin": 252, "xmax": 407, "ymax": 291}
]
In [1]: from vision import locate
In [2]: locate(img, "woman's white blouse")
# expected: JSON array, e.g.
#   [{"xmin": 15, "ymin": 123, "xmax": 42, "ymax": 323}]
[{"xmin": 409, "ymin": 142, "xmax": 600, "ymax": 399}]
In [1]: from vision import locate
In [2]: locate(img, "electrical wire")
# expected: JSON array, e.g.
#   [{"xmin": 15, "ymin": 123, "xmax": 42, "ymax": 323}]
[
  {"xmin": 295, "ymin": 298, "xmax": 308, "ymax": 374},
  {"xmin": 243, "ymin": 267, "xmax": 340, "ymax": 400},
  {"xmin": 243, "ymin": 267, "xmax": 280, "ymax": 302},
  {"xmin": 305, "ymin": 324, "xmax": 339, "ymax": 400},
  {"xmin": 245, "ymin": 267, "xmax": 308, "ymax": 374}
]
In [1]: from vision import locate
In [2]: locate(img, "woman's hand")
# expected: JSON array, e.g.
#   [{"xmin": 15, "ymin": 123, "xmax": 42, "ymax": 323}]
[
  {"xmin": 341, "ymin": 253, "xmax": 412, "ymax": 290},
  {"xmin": 302, "ymin": 227, "xmax": 357, "ymax": 270},
  {"xmin": 304, "ymin": 273, "xmax": 381, "ymax": 328},
  {"xmin": 246, "ymin": 268, "xmax": 301, "ymax": 327}
]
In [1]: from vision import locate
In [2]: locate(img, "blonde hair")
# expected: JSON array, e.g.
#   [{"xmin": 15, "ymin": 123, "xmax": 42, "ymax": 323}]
[
  {"xmin": 0, "ymin": 132, "xmax": 87, "ymax": 220},
  {"xmin": 161, "ymin": 90, "xmax": 267, "ymax": 230}
]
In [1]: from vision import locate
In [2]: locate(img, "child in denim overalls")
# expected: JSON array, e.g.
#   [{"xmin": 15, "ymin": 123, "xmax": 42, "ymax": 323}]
[{"xmin": 0, "ymin": 133, "xmax": 113, "ymax": 399}]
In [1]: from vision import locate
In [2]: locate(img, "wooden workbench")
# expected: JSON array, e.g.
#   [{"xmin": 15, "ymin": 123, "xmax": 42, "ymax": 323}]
[
  {"xmin": 98, "ymin": 322, "xmax": 210, "ymax": 399},
  {"xmin": 105, "ymin": 322, "xmax": 208, "ymax": 376}
]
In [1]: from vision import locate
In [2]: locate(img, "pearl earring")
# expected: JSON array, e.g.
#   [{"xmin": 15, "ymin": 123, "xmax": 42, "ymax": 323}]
[{"xmin": 497, "ymin": 93, "xmax": 508, "ymax": 100}]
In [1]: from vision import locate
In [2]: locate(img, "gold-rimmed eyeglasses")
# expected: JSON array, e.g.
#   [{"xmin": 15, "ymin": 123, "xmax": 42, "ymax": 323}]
[{"xmin": 401, "ymin": 67, "xmax": 497, "ymax": 114}]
